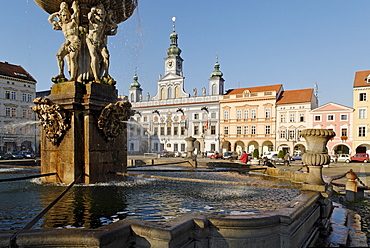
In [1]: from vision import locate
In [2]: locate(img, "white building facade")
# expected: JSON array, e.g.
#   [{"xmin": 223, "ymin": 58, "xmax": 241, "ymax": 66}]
[
  {"xmin": 0, "ymin": 62, "xmax": 37, "ymax": 153},
  {"xmin": 128, "ymin": 27, "xmax": 224, "ymax": 155}
]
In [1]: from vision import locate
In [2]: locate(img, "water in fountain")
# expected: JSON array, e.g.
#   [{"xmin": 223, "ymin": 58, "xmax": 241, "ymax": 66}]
[{"xmin": 0, "ymin": 165, "xmax": 300, "ymax": 230}]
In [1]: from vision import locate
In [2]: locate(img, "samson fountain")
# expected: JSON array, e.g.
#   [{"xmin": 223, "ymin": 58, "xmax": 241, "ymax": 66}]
[{"xmin": 0, "ymin": 1, "xmax": 339, "ymax": 247}]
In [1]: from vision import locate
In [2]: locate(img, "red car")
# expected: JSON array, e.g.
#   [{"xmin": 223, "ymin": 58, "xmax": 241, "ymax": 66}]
[
  {"xmin": 210, "ymin": 153, "xmax": 223, "ymax": 159},
  {"xmin": 351, "ymin": 153, "xmax": 369, "ymax": 163}
]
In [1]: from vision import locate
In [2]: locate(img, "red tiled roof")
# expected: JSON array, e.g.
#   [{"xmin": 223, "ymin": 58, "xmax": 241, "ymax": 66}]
[
  {"xmin": 276, "ymin": 88, "xmax": 314, "ymax": 105},
  {"xmin": 226, "ymin": 84, "xmax": 283, "ymax": 95},
  {"xmin": 0, "ymin": 62, "xmax": 36, "ymax": 82},
  {"xmin": 353, "ymin": 70, "xmax": 370, "ymax": 88}
]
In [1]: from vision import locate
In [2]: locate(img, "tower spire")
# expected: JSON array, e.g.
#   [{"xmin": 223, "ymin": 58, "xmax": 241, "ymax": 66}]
[{"xmin": 167, "ymin": 17, "xmax": 181, "ymax": 57}]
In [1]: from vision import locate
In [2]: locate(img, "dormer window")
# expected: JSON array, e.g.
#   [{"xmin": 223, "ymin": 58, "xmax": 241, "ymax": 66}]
[
  {"xmin": 243, "ymin": 90, "xmax": 250, "ymax": 97},
  {"xmin": 366, "ymin": 74, "xmax": 370, "ymax": 83}
]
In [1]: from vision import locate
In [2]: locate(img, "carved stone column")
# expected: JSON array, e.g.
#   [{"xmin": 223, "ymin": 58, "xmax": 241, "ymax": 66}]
[
  {"xmin": 301, "ymin": 129, "xmax": 335, "ymax": 185},
  {"xmin": 34, "ymin": 81, "xmax": 132, "ymax": 184}
]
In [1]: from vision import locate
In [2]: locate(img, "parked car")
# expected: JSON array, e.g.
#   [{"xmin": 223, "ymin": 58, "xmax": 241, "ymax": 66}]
[
  {"xmin": 0, "ymin": 153, "xmax": 12, "ymax": 160},
  {"xmin": 160, "ymin": 151, "xmax": 174, "ymax": 157},
  {"xmin": 206, "ymin": 151, "xmax": 217, "ymax": 157},
  {"xmin": 351, "ymin": 153, "xmax": 369, "ymax": 163},
  {"xmin": 265, "ymin": 151, "xmax": 278, "ymax": 160},
  {"xmin": 10, "ymin": 153, "xmax": 24, "ymax": 160},
  {"xmin": 223, "ymin": 152, "xmax": 238, "ymax": 160},
  {"xmin": 210, "ymin": 153, "xmax": 223, "ymax": 159},
  {"xmin": 330, "ymin": 154, "xmax": 351, "ymax": 163},
  {"xmin": 18, "ymin": 151, "xmax": 36, "ymax": 159},
  {"xmin": 292, "ymin": 154, "xmax": 303, "ymax": 161}
]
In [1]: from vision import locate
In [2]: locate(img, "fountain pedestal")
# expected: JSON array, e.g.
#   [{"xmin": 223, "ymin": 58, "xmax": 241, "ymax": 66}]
[
  {"xmin": 39, "ymin": 81, "xmax": 129, "ymax": 184},
  {"xmin": 301, "ymin": 129, "xmax": 335, "ymax": 186}
]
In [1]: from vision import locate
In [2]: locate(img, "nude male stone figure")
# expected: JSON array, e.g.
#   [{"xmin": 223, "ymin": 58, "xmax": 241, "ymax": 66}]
[{"xmin": 48, "ymin": 1, "xmax": 80, "ymax": 83}]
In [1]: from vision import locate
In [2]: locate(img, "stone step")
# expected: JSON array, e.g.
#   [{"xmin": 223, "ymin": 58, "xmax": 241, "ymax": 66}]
[{"xmin": 326, "ymin": 202, "xmax": 368, "ymax": 247}]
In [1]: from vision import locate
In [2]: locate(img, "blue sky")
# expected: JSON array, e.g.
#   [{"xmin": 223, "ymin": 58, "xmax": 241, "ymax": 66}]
[{"xmin": 1, "ymin": 0, "xmax": 370, "ymax": 108}]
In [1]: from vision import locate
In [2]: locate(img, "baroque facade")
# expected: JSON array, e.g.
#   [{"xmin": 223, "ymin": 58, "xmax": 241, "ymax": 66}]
[
  {"xmin": 128, "ymin": 26, "xmax": 224, "ymax": 155},
  {"xmin": 309, "ymin": 102, "xmax": 354, "ymax": 155},
  {"xmin": 276, "ymin": 88, "xmax": 318, "ymax": 155},
  {"xmin": 0, "ymin": 62, "xmax": 37, "ymax": 153},
  {"xmin": 219, "ymin": 84, "xmax": 282, "ymax": 156},
  {"xmin": 352, "ymin": 70, "xmax": 370, "ymax": 154}
]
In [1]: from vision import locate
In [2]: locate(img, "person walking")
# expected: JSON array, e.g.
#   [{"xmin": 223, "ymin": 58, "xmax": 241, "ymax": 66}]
[
  {"xmin": 284, "ymin": 152, "xmax": 291, "ymax": 166},
  {"xmin": 239, "ymin": 151, "xmax": 248, "ymax": 164}
]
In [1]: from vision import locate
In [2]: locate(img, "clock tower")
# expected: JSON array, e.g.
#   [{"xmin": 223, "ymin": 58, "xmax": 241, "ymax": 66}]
[{"xmin": 164, "ymin": 17, "xmax": 183, "ymax": 76}]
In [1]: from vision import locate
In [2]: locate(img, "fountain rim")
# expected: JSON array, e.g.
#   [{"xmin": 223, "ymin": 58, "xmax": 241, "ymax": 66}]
[{"xmin": 33, "ymin": 0, "xmax": 138, "ymax": 24}]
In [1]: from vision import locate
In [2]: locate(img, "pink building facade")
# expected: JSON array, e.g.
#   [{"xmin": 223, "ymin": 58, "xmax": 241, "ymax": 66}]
[{"xmin": 309, "ymin": 102, "xmax": 354, "ymax": 155}]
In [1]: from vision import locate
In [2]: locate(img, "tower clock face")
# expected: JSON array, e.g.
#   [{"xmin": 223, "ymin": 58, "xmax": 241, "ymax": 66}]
[{"xmin": 167, "ymin": 60, "xmax": 173, "ymax": 68}]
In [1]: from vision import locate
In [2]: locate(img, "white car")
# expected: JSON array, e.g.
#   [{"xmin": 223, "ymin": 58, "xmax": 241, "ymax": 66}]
[
  {"xmin": 330, "ymin": 154, "xmax": 351, "ymax": 163},
  {"xmin": 265, "ymin": 151, "xmax": 279, "ymax": 160}
]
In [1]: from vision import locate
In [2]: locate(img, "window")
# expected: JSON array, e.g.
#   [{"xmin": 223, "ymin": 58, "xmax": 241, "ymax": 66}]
[
  {"xmin": 244, "ymin": 109, "xmax": 249, "ymax": 119},
  {"xmin": 299, "ymin": 113, "xmax": 305, "ymax": 122},
  {"xmin": 194, "ymin": 113, "xmax": 199, "ymax": 120},
  {"xmin": 202, "ymin": 125, "xmax": 207, "ymax": 134},
  {"xmin": 359, "ymin": 109, "xmax": 367, "ymax": 119},
  {"xmin": 5, "ymin": 91, "xmax": 10, "ymax": 99},
  {"xmin": 11, "ymin": 108, "xmax": 16, "ymax": 117},
  {"xmin": 237, "ymin": 126, "xmax": 242, "ymax": 135},
  {"xmin": 174, "ymin": 143, "xmax": 178, "ymax": 152},
  {"xmin": 280, "ymin": 114, "xmax": 286, "ymax": 122},
  {"xmin": 211, "ymin": 112, "xmax": 216, "ymax": 118},
  {"xmin": 359, "ymin": 126, "xmax": 366, "ymax": 137},
  {"xmin": 22, "ymin": 109, "xmax": 27, "ymax": 118},
  {"xmin": 265, "ymin": 125, "xmax": 271, "ymax": 134},
  {"xmin": 224, "ymin": 126, "xmax": 229, "ymax": 135},
  {"xmin": 194, "ymin": 125, "xmax": 199, "ymax": 135},
  {"xmin": 224, "ymin": 110, "xmax": 229, "ymax": 120},
  {"xmin": 160, "ymin": 127, "xmax": 165, "ymax": 135},
  {"xmin": 280, "ymin": 130, "xmax": 286, "ymax": 139},
  {"xmin": 166, "ymin": 126, "xmax": 171, "ymax": 136},
  {"xmin": 143, "ymin": 116, "xmax": 148, "ymax": 122},
  {"xmin": 236, "ymin": 110, "xmax": 242, "ymax": 119},
  {"xmin": 22, "ymin": 93, "xmax": 27, "ymax": 102},
  {"xmin": 341, "ymin": 128, "xmax": 348, "ymax": 137},
  {"xmin": 130, "ymin": 143, "xmax": 134, "ymax": 151},
  {"xmin": 314, "ymin": 115, "xmax": 321, "ymax": 121},
  {"xmin": 181, "ymin": 126, "xmax": 186, "ymax": 135},
  {"xmin": 28, "ymin": 94, "xmax": 33, "ymax": 102},
  {"xmin": 265, "ymin": 108, "xmax": 271, "ymax": 118},
  {"xmin": 244, "ymin": 126, "xmax": 248, "ymax": 135},
  {"xmin": 28, "ymin": 110, "xmax": 32, "ymax": 119},
  {"xmin": 11, "ymin": 91, "xmax": 16, "ymax": 100},
  {"xmin": 251, "ymin": 126, "xmax": 256, "ymax": 135},
  {"xmin": 289, "ymin": 130, "xmax": 295, "ymax": 139},
  {"xmin": 154, "ymin": 127, "xmax": 158, "ymax": 135},
  {"xmin": 327, "ymin": 115, "xmax": 334, "ymax": 121},
  {"xmin": 210, "ymin": 125, "xmax": 216, "ymax": 135},
  {"xmin": 5, "ymin": 107, "xmax": 10, "ymax": 117},
  {"xmin": 174, "ymin": 126, "xmax": 178, "ymax": 136},
  {"xmin": 181, "ymin": 143, "xmax": 185, "ymax": 152},
  {"xmin": 251, "ymin": 109, "xmax": 256, "ymax": 119},
  {"xmin": 341, "ymin": 114, "xmax": 348, "ymax": 121},
  {"xmin": 359, "ymin": 93, "xmax": 367, "ymax": 101},
  {"xmin": 289, "ymin": 113, "xmax": 295, "ymax": 122}
]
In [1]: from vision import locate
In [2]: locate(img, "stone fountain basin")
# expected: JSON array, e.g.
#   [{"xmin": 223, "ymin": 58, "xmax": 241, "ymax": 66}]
[
  {"xmin": 34, "ymin": 0, "xmax": 137, "ymax": 24},
  {"xmin": 0, "ymin": 190, "xmax": 329, "ymax": 248}
]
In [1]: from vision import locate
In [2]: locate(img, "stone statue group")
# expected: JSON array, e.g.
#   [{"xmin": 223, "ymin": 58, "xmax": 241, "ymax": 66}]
[{"xmin": 48, "ymin": 1, "xmax": 117, "ymax": 85}]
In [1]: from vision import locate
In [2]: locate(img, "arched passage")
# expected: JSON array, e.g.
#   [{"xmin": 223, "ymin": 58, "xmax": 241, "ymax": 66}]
[
  {"xmin": 262, "ymin": 141, "xmax": 273, "ymax": 156},
  {"xmin": 234, "ymin": 141, "xmax": 245, "ymax": 156},
  {"xmin": 247, "ymin": 141, "xmax": 259, "ymax": 154}
]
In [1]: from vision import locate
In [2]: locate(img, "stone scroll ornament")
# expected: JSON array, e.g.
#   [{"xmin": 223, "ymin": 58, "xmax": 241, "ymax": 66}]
[
  {"xmin": 32, "ymin": 97, "xmax": 71, "ymax": 146},
  {"xmin": 98, "ymin": 101, "xmax": 134, "ymax": 141}
]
